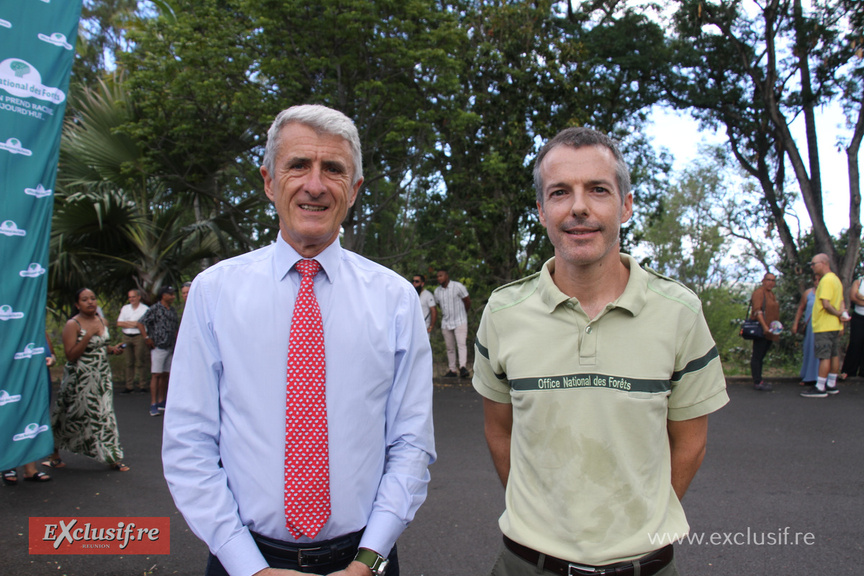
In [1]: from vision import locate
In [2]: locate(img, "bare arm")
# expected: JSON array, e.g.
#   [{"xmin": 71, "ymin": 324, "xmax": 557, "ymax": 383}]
[
  {"xmin": 821, "ymin": 299, "xmax": 848, "ymax": 321},
  {"xmin": 850, "ymin": 280, "xmax": 864, "ymax": 307},
  {"xmin": 668, "ymin": 415, "xmax": 709, "ymax": 501},
  {"xmin": 462, "ymin": 296, "xmax": 471, "ymax": 313},
  {"xmin": 62, "ymin": 318, "xmax": 93, "ymax": 364},
  {"xmin": 429, "ymin": 305, "xmax": 437, "ymax": 331},
  {"xmin": 483, "ymin": 398, "xmax": 513, "ymax": 488},
  {"xmin": 792, "ymin": 290, "xmax": 810, "ymax": 335}
]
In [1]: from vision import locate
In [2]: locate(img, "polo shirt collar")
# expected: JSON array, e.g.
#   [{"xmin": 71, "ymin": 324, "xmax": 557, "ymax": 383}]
[
  {"xmin": 274, "ymin": 234, "xmax": 341, "ymax": 284},
  {"xmin": 537, "ymin": 253, "xmax": 648, "ymax": 317}
]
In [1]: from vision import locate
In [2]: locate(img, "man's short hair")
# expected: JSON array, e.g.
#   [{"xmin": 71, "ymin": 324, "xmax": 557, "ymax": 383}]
[
  {"xmin": 414, "ymin": 274, "xmax": 426, "ymax": 283},
  {"xmin": 158, "ymin": 286, "xmax": 176, "ymax": 298},
  {"xmin": 263, "ymin": 104, "xmax": 363, "ymax": 187},
  {"xmin": 533, "ymin": 126, "xmax": 631, "ymax": 206},
  {"xmin": 128, "ymin": 288, "xmax": 141, "ymax": 297}
]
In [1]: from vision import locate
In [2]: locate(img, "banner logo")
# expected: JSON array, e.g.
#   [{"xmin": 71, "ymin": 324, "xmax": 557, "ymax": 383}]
[
  {"xmin": 19, "ymin": 263, "xmax": 47, "ymax": 277},
  {"xmin": 30, "ymin": 518, "xmax": 171, "ymax": 555},
  {"xmin": 13, "ymin": 422, "xmax": 49, "ymax": 441},
  {"xmin": 0, "ymin": 138, "xmax": 33, "ymax": 155},
  {"xmin": 37, "ymin": 32, "xmax": 73, "ymax": 50},
  {"xmin": 0, "ymin": 390, "xmax": 23, "ymax": 406},
  {"xmin": 0, "ymin": 58, "xmax": 66, "ymax": 103},
  {"xmin": 25, "ymin": 184, "xmax": 53, "ymax": 198},
  {"xmin": 14, "ymin": 343, "xmax": 46, "ymax": 359},
  {"xmin": 0, "ymin": 304, "xmax": 26, "ymax": 320}
]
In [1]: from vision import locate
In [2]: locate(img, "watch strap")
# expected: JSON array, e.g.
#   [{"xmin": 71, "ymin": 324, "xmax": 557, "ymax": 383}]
[{"xmin": 354, "ymin": 548, "xmax": 388, "ymax": 575}]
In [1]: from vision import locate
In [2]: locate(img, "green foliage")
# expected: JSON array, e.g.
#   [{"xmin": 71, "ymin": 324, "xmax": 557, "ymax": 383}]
[
  {"xmin": 666, "ymin": 0, "xmax": 864, "ymax": 286},
  {"xmin": 638, "ymin": 146, "xmax": 732, "ymax": 293},
  {"xmin": 52, "ymin": 77, "xmax": 235, "ymax": 309}
]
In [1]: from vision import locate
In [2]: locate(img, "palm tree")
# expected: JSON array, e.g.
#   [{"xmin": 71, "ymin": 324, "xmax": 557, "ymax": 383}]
[{"xmin": 51, "ymin": 76, "xmax": 232, "ymax": 308}]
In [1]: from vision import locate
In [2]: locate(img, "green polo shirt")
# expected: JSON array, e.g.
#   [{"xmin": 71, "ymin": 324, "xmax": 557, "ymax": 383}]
[{"xmin": 473, "ymin": 254, "xmax": 728, "ymax": 566}]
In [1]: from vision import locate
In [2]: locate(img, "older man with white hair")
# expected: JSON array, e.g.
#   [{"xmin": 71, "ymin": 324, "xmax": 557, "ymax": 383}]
[{"xmin": 163, "ymin": 105, "xmax": 435, "ymax": 576}]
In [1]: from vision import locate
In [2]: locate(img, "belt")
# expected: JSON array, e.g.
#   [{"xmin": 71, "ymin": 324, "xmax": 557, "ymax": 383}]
[
  {"xmin": 504, "ymin": 536, "xmax": 673, "ymax": 576},
  {"xmin": 251, "ymin": 530, "xmax": 362, "ymax": 569}
]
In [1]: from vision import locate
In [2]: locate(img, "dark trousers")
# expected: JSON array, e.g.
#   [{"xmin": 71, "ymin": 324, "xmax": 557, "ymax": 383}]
[
  {"xmin": 841, "ymin": 312, "xmax": 864, "ymax": 377},
  {"xmin": 751, "ymin": 337, "xmax": 773, "ymax": 383},
  {"xmin": 204, "ymin": 538, "xmax": 399, "ymax": 575}
]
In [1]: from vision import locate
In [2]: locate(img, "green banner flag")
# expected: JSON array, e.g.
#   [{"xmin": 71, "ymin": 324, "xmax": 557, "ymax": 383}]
[{"xmin": 0, "ymin": 0, "xmax": 83, "ymax": 470}]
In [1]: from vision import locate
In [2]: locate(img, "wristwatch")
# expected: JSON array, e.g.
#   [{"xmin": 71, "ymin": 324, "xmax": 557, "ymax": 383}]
[{"xmin": 354, "ymin": 548, "xmax": 389, "ymax": 576}]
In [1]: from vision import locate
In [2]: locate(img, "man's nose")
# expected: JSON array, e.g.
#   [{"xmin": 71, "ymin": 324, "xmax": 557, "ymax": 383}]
[
  {"xmin": 569, "ymin": 190, "xmax": 590, "ymax": 216},
  {"xmin": 304, "ymin": 167, "xmax": 328, "ymax": 195}
]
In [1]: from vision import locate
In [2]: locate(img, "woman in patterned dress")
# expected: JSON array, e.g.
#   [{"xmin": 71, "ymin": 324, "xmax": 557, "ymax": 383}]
[{"xmin": 42, "ymin": 288, "xmax": 130, "ymax": 472}]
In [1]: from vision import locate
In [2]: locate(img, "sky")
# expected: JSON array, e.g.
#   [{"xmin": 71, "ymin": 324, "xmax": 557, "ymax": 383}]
[{"xmin": 645, "ymin": 104, "xmax": 853, "ymax": 238}]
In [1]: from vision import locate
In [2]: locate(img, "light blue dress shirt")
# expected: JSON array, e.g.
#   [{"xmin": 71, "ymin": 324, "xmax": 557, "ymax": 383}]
[{"xmin": 162, "ymin": 236, "xmax": 436, "ymax": 576}]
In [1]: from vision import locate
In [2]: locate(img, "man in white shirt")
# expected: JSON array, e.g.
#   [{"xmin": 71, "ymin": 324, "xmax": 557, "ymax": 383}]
[
  {"xmin": 115, "ymin": 289, "xmax": 149, "ymax": 393},
  {"xmin": 412, "ymin": 274, "xmax": 437, "ymax": 337},
  {"xmin": 163, "ymin": 105, "xmax": 435, "ymax": 576},
  {"xmin": 434, "ymin": 269, "xmax": 471, "ymax": 378}
]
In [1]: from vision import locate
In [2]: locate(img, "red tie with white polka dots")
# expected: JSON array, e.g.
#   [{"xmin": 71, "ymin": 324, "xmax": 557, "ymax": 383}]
[{"xmin": 284, "ymin": 258, "xmax": 330, "ymax": 539}]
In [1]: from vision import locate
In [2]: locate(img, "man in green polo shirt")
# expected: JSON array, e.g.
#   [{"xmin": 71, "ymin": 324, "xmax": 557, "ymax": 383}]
[{"xmin": 473, "ymin": 127, "xmax": 729, "ymax": 576}]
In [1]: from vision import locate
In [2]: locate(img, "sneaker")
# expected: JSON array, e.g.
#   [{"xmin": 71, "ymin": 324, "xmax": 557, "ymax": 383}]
[
  {"xmin": 826, "ymin": 386, "xmax": 839, "ymax": 395},
  {"xmin": 459, "ymin": 367, "xmax": 470, "ymax": 379},
  {"xmin": 443, "ymin": 371, "xmax": 458, "ymax": 378},
  {"xmin": 157, "ymin": 401, "xmax": 166, "ymax": 411},
  {"xmin": 149, "ymin": 404, "xmax": 161, "ymax": 416},
  {"xmin": 800, "ymin": 387, "xmax": 828, "ymax": 398}
]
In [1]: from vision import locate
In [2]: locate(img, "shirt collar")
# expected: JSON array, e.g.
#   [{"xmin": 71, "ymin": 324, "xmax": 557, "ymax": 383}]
[
  {"xmin": 537, "ymin": 253, "xmax": 647, "ymax": 317},
  {"xmin": 274, "ymin": 234, "xmax": 341, "ymax": 284}
]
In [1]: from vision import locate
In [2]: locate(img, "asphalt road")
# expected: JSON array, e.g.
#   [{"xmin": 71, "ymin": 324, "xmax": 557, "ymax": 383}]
[{"xmin": 2, "ymin": 378, "xmax": 862, "ymax": 575}]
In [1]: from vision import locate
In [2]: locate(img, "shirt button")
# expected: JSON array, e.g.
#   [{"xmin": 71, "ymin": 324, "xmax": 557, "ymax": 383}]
[{"xmin": 585, "ymin": 326, "xmax": 592, "ymax": 334}]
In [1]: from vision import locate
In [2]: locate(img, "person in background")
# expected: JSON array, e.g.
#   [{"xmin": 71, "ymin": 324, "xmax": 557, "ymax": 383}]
[
  {"xmin": 181, "ymin": 281, "xmax": 192, "ymax": 304},
  {"xmin": 413, "ymin": 274, "xmax": 437, "ymax": 337},
  {"xmin": 840, "ymin": 274, "xmax": 864, "ymax": 380},
  {"xmin": 434, "ymin": 268, "xmax": 471, "ymax": 378},
  {"xmin": 802, "ymin": 254, "xmax": 850, "ymax": 397},
  {"xmin": 137, "ymin": 286, "xmax": 179, "ymax": 417},
  {"xmin": 792, "ymin": 276, "xmax": 820, "ymax": 386},
  {"xmin": 162, "ymin": 104, "xmax": 435, "ymax": 576},
  {"xmin": 2, "ymin": 336, "xmax": 56, "ymax": 485},
  {"xmin": 116, "ymin": 288, "xmax": 150, "ymax": 394},
  {"xmin": 749, "ymin": 273, "xmax": 780, "ymax": 391},
  {"xmin": 42, "ymin": 288, "xmax": 129, "ymax": 472}
]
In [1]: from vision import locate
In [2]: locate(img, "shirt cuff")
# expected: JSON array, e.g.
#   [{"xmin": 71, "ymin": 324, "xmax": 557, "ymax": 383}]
[
  {"xmin": 668, "ymin": 388, "xmax": 729, "ymax": 422},
  {"xmin": 215, "ymin": 530, "xmax": 269, "ymax": 576},
  {"xmin": 358, "ymin": 510, "xmax": 405, "ymax": 558}
]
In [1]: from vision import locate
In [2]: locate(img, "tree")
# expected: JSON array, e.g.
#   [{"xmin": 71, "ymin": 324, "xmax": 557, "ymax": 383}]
[
  {"xmin": 667, "ymin": 0, "xmax": 864, "ymax": 286},
  {"xmin": 51, "ymin": 77, "xmax": 232, "ymax": 306},
  {"xmin": 639, "ymin": 146, "xmax": 734, "ymax": 293}
]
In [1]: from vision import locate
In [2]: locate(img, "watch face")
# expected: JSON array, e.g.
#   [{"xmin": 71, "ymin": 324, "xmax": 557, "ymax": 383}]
[{"xmin": 374, "ymin": 558, "xmax": 389, "ymax": 576}]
